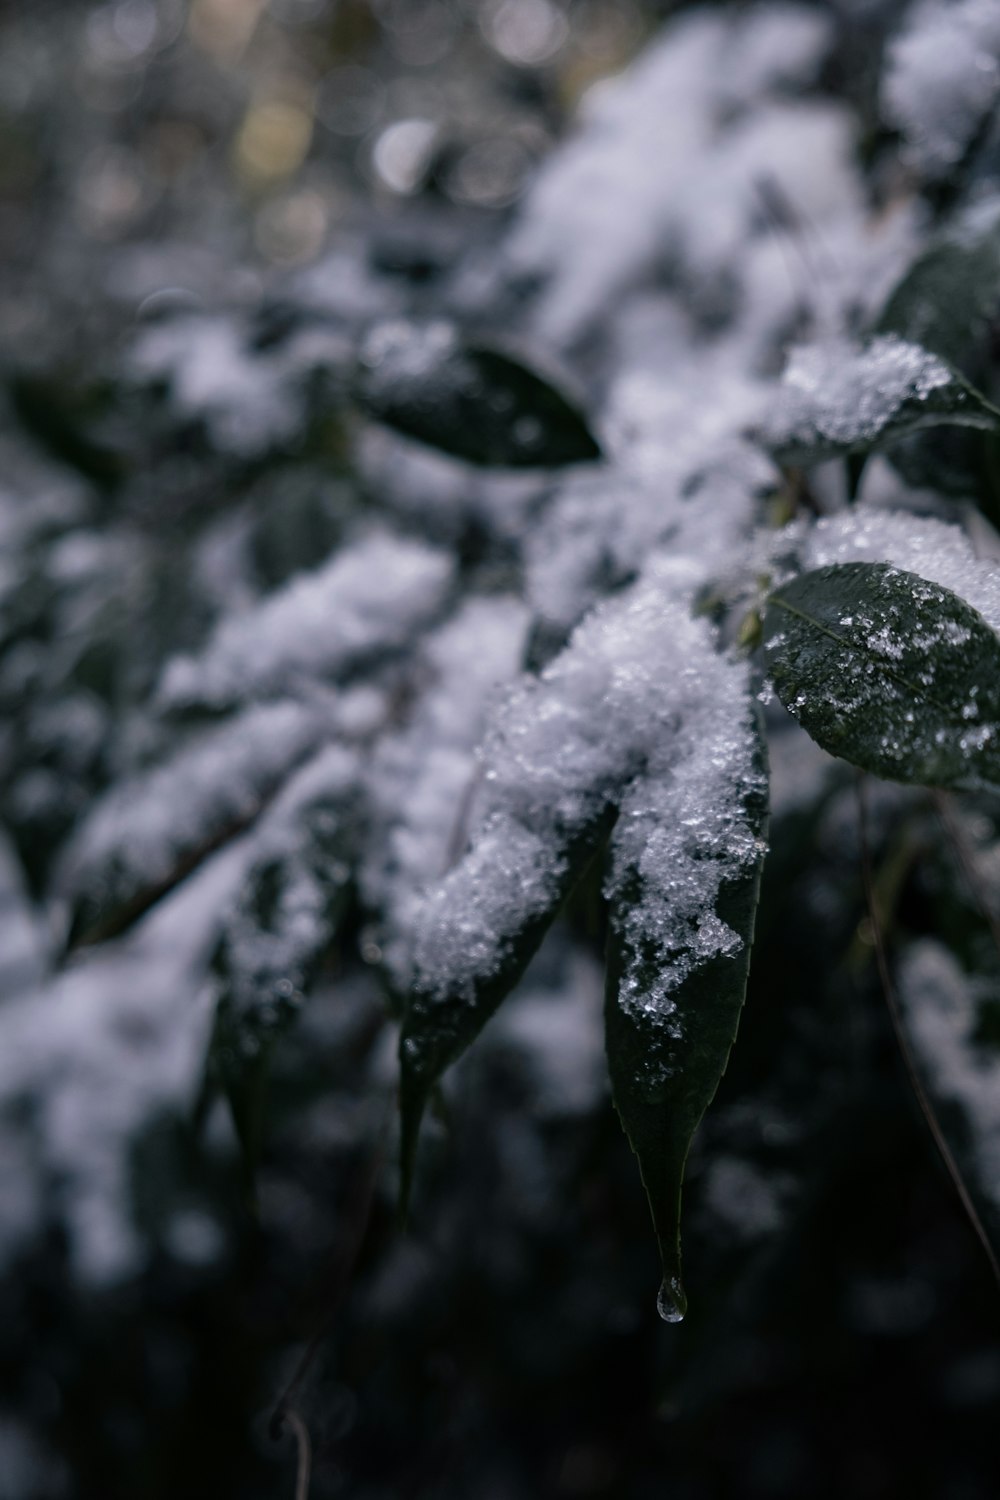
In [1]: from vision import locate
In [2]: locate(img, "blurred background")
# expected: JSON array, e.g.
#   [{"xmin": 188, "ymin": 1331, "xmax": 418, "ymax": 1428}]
[{"xmin": 0, "ymin": 0, "xmax": 653, "ymax": 353}]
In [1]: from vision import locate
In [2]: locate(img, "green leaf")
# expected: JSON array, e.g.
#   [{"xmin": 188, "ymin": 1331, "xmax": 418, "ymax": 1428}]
[
  {"xmin": 208, "ymin": 745, "xmax": 360, "ymax": 1171},
  {"xmin": 873, "ymin": 215, "xmax": 1000, "ymax": 509},
  {"xmin": 874, "ymin": 215, "xmax": 1000, "ymax": 372},
  {"xmin": 355, "ymin": 321, "xmax": 602, "ymax": 468},
  {"xmin": 763, "ymin": 335, "xmax": 1000, "ymax": 468},
  {"xmin": 398, "ymin": 807, "xmax": 616, "ymax": 1211},
  {"xmin": 764, "ymin": 562, "xmax": 1000, "ymax": 789},
  {"xmin": 604, "ymin": 702, "xmax": 769, "ymax": 1321}
]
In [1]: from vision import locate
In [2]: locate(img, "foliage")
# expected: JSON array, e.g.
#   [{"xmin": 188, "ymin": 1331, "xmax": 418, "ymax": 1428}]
[{"xmin": 5, "ymin": 0, "xmax": 1000, "ymax": 1495}]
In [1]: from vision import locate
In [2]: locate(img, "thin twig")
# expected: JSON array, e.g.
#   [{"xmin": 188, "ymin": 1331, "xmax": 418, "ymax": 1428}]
[
  {"xmin": 855, "ymin": 774, "xmax": 1000, "ymax": 1293},
  {"xmin": 284, "ymin": 1408, "xmax": 312, "ymax": 1500}
]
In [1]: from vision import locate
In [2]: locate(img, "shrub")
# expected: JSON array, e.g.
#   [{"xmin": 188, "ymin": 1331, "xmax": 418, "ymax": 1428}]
[{"xmin": 4, "ymin": 0, "xmax": 1000, "ymax": 1493}]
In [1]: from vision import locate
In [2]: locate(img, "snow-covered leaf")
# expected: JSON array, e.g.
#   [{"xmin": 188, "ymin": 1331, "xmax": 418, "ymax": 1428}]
[
  {"xmin": 58, "ymin": 702, "xmax": 326, "ymax": 946},
  {"xmin": 360, "ymin": 596, "xmax": 529, "ymax": 991},
  {"xmin": 762, "ymin": 335, "xmax": 1000, "ymax": 466},
  {"xmin": 397, "ymin": 564, "xmax": 766, "ymax": 1230},
  {"xmin": 157, "ymin": 532, "xmax": 454, "ymax": 714},
  {"xmin": 355, "ymin": 321, "xmax": 601, "ymax": 468},
  {"xmin": 764, "ymin": 562, "xmax": 1000, "ymax": 789},
  {"xmin": 208, "ymin": 745, "xmax": 361, "ymax": 1166},
  {"xmin": 397, "ymin": 566, "xmax": 709, "ymax": 1200},
  {"xmin": 605, "ymin": 688, "xmax": 769, "ymax": 1321}
]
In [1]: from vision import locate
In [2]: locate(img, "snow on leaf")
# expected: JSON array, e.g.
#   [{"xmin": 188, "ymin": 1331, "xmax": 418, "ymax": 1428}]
[
  {"xmin": 57, "ymin": 700, "xmax": 328, "ymax": 946},
  {"xmin": 764, "ymin": 562, "xmax": 1000, "ymax": 790},
  {"xmin": 157, "ymin": 531, "xmax": 454, "ymax": 713},
  {"xmin": 605, "ymin": 676, "xmax": 769, "ymax": 1320},
  {"xmin": 504, "ymin": 6, "xmax": 836, "ymax": 349},
  {"xmin": 209, "ymin": 744, "xmax": 362, "ymax": 1165},
  {"xmin": 360, "ymin": 595, "xmax": 529, "ymax": 991},
  {"xmin": 800, "ymin": 507, "xmax": 1000, "ymax": 635},
  {"xmin": 762, "ymin": 335, "xmax": 1000, "ymax": 466},
  {"xmin": 398, "ymin": 561, "xmax": 765, "ymax": 1207}
]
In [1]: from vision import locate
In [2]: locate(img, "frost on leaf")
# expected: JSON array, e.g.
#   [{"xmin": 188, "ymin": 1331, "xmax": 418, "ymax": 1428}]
[
  {"xmin": 604, "ymin": 654, "xmax": 769, "ymax": 1319},
  {"xmin": 764, "ymin": 562, "xmax": 1000, "ymax": 790},
  {"xmin": 762, "ymin": 335, "xmax": 1000, "ymax": 465},
  {"xmin": 157, "ymin": 532, "xmax": 454, "ymax": 713},
  {"xmin": 57, "ymin": 701, "xmax": 327, "ymax": 946}
]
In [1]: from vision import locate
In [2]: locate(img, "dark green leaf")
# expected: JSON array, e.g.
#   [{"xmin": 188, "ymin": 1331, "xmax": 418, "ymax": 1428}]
[
  {"xmin": 398, "ymin": 806, "xmax": 616, "ymax": 1211},
  {"xmin": 763, "ymin": 335, "xmax": 1000, "ymax": 468},
  {"xmin": 874, "ymin": 216, "xmax": 1000, "ymax": 510},
  {"xmin": 875, "ymin": 217, "xmax": 1000, "ymax": 372},
  {"xmin": 355, "ymin": 321, "xmax": 602, "ymax": 468},
  {"xmin": 764, "ymin": 562, "xmax": 1000, "ymax": 788},
  {"xmin": 604, "ymin": 704, "xmax": 769, "ymax": 1321}
]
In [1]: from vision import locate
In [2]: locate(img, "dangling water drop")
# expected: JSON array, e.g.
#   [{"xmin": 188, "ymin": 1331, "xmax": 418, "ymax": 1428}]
[{"xmin": 657, "ymin": 1274, "xmax": 687, "ymax": 1324}]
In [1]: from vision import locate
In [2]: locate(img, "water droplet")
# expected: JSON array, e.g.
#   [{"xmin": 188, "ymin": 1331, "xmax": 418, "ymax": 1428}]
[{"xmin": 657, "ymin": 1274, "xmax": 687, "ymax": 1324}]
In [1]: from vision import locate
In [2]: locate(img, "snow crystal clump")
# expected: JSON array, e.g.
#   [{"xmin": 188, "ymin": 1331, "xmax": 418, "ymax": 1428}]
[
  {"xmin": 157, "ymin": 532, "xmax": 453, "ymax": 711},
  {"xmin": 764, "ymin": 335, "xmax": 954, "ymax": 459},
  {"xmin": 883, "ymin": 0, "xmax": 1000, "ymax": 181}
]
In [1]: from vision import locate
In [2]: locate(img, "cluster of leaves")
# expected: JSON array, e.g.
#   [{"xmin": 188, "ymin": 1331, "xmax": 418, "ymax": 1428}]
[{"xmin": 7, "ymin": 0, "xmax": 1000, "ymax": 1364}]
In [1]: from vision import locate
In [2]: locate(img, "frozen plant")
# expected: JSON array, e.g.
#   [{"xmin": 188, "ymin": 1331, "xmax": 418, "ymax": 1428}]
[{"xmin": 4, "ymin": 0, "xmax": 1000, "ymax": 1334}]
